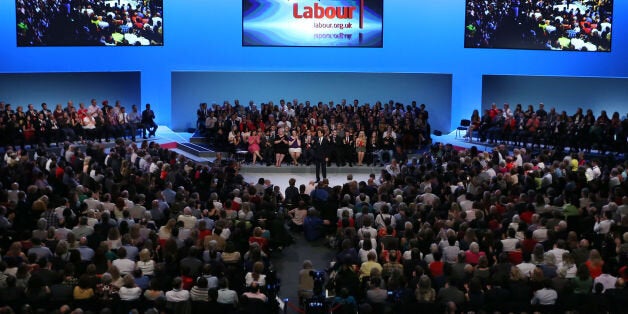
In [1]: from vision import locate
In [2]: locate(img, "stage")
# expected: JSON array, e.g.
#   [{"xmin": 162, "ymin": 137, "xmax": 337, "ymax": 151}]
[{"xmin": 149, "ymin": 126, "xmax": 499, "ymax": 192}]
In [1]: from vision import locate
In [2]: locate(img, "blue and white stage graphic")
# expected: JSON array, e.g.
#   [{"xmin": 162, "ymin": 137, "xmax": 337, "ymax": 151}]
[{"xmin": 243, "ymin": 0, "xmax": 383, "ymax": 47}]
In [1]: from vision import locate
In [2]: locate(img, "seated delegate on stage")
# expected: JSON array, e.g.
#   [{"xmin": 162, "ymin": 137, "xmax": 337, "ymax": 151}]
[
  {"xmin": 466, "ymin": 102, "xmax": 627, "ymax": 154},
  {"xmin": 0, "ymin": 101, "xmax": 157, "ymax": 146},
  {"xmin": 142, "ymin": 103, "xmax": 158, "ymax": 139}
]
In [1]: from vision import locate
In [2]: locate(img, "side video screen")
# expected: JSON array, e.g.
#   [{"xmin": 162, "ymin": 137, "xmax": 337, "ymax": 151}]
[
  {"xmin": 16, "ymin": 0, "xmax": 164, "ymax": 46},
  {"xmin": 465, "ymin": 0, "xmax": 613, "ymax": 51}
]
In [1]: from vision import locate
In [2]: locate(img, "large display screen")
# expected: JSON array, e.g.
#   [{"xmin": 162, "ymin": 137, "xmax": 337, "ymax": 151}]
[
  {"xmin": 16, "ymin": 0, "xmax": 163, "ymax": 46},
  {"xmin": 243, "ymin": 0, "xmax": 383, "ymax": 47},
  {"xmin": 465, "ymin": 0, "xmax": 613, "ymax": 51}
]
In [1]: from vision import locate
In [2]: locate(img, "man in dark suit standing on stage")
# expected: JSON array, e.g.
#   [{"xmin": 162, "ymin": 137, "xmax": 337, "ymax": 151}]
[
  {"xmin": 312, "ymin": 128, "xmax": 328, "ymax": 183},
  {"xmin": 342, "ymin": 130, "xmax": 354, "ymax": 167},
  {"xmin": 196, "ymin": 103, "xmax": 208, "ymax": 135},
  {"xmin": 142, "ymin": 103, "xmax": 157, "ymax": 138}
]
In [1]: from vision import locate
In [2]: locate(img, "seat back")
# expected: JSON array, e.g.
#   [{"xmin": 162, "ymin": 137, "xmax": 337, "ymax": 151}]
[
  {"xmin": 166, "ymin": 300, "xmax": 192, "ymax": 314},
  {"xmin": 460, "ymin": 119, "xmax": 471, "ymax": 127},
  {"xmin": 191, "ymin": 300, "xmax": 213, "ymax": 312},
  {"xmin": 116, "ymin": 299, "xmax": 142, "ymax": 314},
  {"xmin": 240, "ymin": 295, "xmax": 271, "ymax": 314},
  {"xmin": 216, "ymin": 302, "xmax": 237, "ymax": 314}
]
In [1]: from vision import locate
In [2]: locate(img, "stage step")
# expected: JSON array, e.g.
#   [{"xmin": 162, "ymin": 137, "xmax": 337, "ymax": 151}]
[
  {"xmin": 239, "ymin": 163, "xmax": 380, "ymax": 174},
  {"xmin": 176, "ymin": 142, "xmax": 217, "ymax": 158},
  {"xmin": 169, "ymin": 148, "xmax": 214, "ymax": 164},
  {"xmin": 189, "ymin": 136, "xmax": 208, "ymax": 144}
]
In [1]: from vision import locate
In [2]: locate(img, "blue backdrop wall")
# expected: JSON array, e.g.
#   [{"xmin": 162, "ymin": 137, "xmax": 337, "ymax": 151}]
[
  {"xmin": 482, "ymin": 75, "xmax": 628, "ymax": 117},
  {"xmin": 171, "ymin": 72, "xmax": 452, "ymax": 131},
  {"xmin": 0, "ymin": 72, "xmax": 141, "ymax": 110},
  {"xmin": 1, "ymin": 1, "xmax": 627, "ymax": 129}
]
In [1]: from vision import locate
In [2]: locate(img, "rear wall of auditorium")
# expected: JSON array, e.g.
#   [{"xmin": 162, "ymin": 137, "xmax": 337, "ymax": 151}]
[{"xmin": 1, "ymin": 1, "xmax": 627, "ymax": 131}]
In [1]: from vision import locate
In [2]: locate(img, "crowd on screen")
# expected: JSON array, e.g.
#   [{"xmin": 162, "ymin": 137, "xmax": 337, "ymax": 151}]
[
  {"xmin": 465, "ymin": 0, "xmax": 613, "ymax": 51},
  {"xmin": 0, "ymin": 100, "xmax": 158, "ymax": 146},
  {"xmin": 197, "ymin": 99, "xmax": 431, "ymax": 169},
  {"xmin": 466, "ymin": 102, "xmax": 628, "ymax": 154},
  {"xmin": 16, "ymin": 0, "xmax": 163, "ymax": 46}
]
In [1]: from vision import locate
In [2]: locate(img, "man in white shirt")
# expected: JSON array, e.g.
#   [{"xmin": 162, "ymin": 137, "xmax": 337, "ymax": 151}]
[
  {"xmin": 384, "ymin": 159, "xmax": 400, "ymax": 177},
  {"xmin": 285, "ymin": 105, "xmax": 296, "ymax": 119},
  {"xmin": 357, "ymin": 216, "xmax": 378, "ymax": 240},
  {"xmin": 531, "ymin": 280, "xmax": 558, "ymax": 305},
  {"xmin": 6, "ymin": 182, "xmax": 20, "ymax": 204},
  {"xmin": 101, "ymin": 194, "xmax": 116, "ymax": 213},
  {"xmin": 217, "ymin": 278, "xmax": 239, "ymax": 306},
  {"xmin": 532, "ymin": 219, "xmax": 549, "ymax": 242},
  {"xmin": 72, "ymin": 216, "xmax": 94, "ymax": 238},
  {"xmin": 178, "ymin": 206, "xmax": 198, "ymax": 230},
  {"xmin": 128, "ymin": 194, "xmax": 147, "ymax": 220},
  {"xmin": 112, "ymin": 247, "xmax": 136, "ymax": 275},
  {"xmin": 617, "ymin": 197, "xmax": 628, "ymax": 221},
  {"xmin": 547, "ymin": 239, "xmax": 569, "ymax": 266},
  {"xmin": 84, "ymin": 209, "xmax": 98, "ymax": 227},
  {"xmin": 600, "ymin": 18, "xmax": 611, "ymax": 32},
  {"xmin": 484, "ymin": 162, "xmax": 497, "ymax": 180},
  {"xmin": 593, "ymin": 265, "xmax": 617, "ymax": 293},
  {"xmin": 55, "ymin": 218, "xmax": 73, "ymax": 240},
  {"xmin": 148, "ymin": 158, "xmax": 160, "ymax": 174},
  {"xmin": 571, "ymin": 35, "xmax": 586, "ymax": 50},
  {"xmin": 594, "ymin": 211, "xmax": 614, "ymax": 235},
  {"xmin": 336, "ymin": 200, "xmax": 354, "ymax": 220},
  {"xmin": 502, "ymin": 103, "xmax": 513, "ymax": 119},
  {"xmin": 591, "ymin": 160, "xmax": 601, "ymax": 178},
  {"xmin": 83, "ymin": 191, "xmax": 102, "ymax": 211},
  {"xmin": 513, "ymin": 148, "xmax": 523, "ymax": 168},
  {"xmin": 501, "ymin": 228, "xmax": 520, "ymax": 252},
  {"xmin": 151, "ymin": 13, "xmax": 163, "ymax": 28},
  {"xmin": 118, "ymin": 106, "xmax": 130, "ymax": 138},
  {"xmin": 585, "ymin": 160, "xmax": 602, "ymax": 182},
  {"xmin": 120, "ymin": 190, "xmax": 134, "ymax": 210},
  {"xmin": 458, "ymin": 193, "xmax": 474, "ymax": 212},
  {"xmin": 442, "ymin": 237, "xmax": 461, "ymax": 264},
  {"xmin": 166, "ymin": 277, "xmax": 191, "ymax": 302},
  {"xmin": 87, "ymin": 99, "xmax": 100, "ymax": 117},
  {"xmin": 421, "ymin": 186, "xmax": 439, "ymax": 207},
  {"xmin": 517, "ymin": 254, "xmax": 537, "ymax": 278}
]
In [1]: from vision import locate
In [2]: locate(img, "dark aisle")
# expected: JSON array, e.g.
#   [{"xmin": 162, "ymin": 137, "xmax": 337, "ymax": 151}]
[{"xmin": 271, "ymin": 231, "xmax": 335, "ymax": 314}]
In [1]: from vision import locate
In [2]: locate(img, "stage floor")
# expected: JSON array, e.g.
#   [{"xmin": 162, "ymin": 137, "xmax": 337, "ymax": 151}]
[{"xmin": 153, "ymin": 126, "xmax": 495, "ymax": 192}]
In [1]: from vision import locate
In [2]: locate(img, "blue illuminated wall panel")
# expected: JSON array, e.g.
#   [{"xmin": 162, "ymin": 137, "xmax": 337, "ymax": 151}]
[
  {"xmin": 1, "ymin": 1, "xmax": 627, "ymax": 128},
  {"xmin": 0, "ymin": 72, "xmax": 141, "ymax": 110},
  {"xmin": 172, "ymin": 71, "xmax": 452, "ymax": 131},
  {"xmin": 482, "ymin": 75, "xmax": 628, "ymax": 117}
]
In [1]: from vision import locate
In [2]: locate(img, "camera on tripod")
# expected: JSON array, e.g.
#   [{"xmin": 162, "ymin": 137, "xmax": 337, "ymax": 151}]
[
  {"xmin": 309, "ymin": 270, "xmax": 326, "ymax": 296},
  {"xmin": 305, "ymin": 270, "xmax": 329, "ymax": 314},
  {"xmin": 265, "ymin": 269, "xmax": 280, "ymax": 296}
]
